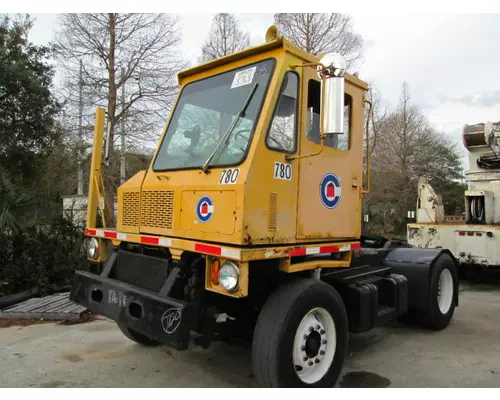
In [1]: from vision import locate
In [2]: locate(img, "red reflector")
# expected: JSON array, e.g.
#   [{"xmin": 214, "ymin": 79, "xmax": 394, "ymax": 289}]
[
  {"xmin": 141, "ymin": 236, "xmax": 159, "ymax": 245},
  {"xmin": 319, "ymin": 245, "xmax": 339, "ymax": 253},
  {"xmin": 290, "ymin": 248, "xmax": 307, "ymax": 257},
  {"xmin": 320, "ymin": 245, "xmax": 339, "ymax": 253},
  {"xmin": 194, "ymin": 243, "xmax": 221, "ymax": 256},
  {"xmin": 85, "ymin": 229, "xmax": 96, "ymax": 236},
  {"xmin": 351, "ymin": 243, "xmax": 361, "ymax": 251},
  {"xmin": 467, "ymin": 232, "xmax": 474, "ymax": 236},
  {"xmin": 104, "ymin": 231, "xmax": 117, "ymax": 239},
  {"xmin": 458, "ymin": 231, "xmax": 465, "ymax": 236}
]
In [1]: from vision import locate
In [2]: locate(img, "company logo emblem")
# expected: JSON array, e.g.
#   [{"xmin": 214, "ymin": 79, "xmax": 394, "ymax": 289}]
[
  {"xmin": 161, "ymin": 308, "xmax": 182, "ymax": 334},
  {"xmin": 319, "ymin": 173, "xmax": 342, "ymax": 210},
  {"xmin": 196, "ymin": 196, "xmax": 214, "ymax": 223}
]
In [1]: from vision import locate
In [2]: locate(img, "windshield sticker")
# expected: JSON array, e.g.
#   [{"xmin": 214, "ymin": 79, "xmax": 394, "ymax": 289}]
[
  {"xmin": 231, "ymin": 66, "xmax": 257, "ymax": 89},
  {"xmin": 220, "ymin": 168, "xmax": 240, "ymax": 184}
]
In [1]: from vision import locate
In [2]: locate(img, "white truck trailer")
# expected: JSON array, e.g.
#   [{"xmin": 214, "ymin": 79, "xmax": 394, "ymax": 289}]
[{"xmin": 407, "ymin": 121, "xmax": 500, "ymax": 274}]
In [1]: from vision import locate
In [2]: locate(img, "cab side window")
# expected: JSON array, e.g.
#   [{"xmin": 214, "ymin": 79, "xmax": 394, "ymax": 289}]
[
  {"xmin": 306, "ymin": 79, "xmax": 351, "ymax": 151},
  {"xmin": 266, "ymin": 72, "xmax": 299, "ymax": 153}
]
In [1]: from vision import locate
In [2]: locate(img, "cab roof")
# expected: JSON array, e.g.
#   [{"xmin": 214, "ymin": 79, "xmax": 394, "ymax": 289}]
[{"xmin": 177, "ymin": 32, "xmax": 369, "ymax": 92}]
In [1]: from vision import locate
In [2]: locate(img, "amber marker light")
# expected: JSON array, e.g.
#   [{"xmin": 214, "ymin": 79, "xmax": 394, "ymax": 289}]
[{"xmin": 211, "ymin": 258, "xmax": 221, "ymax": 285}]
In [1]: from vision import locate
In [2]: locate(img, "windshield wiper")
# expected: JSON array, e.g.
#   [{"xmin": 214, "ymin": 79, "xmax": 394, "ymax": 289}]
[{"xmin": 202, "ymin": 82, "xmax": 259, "ymax": 173}]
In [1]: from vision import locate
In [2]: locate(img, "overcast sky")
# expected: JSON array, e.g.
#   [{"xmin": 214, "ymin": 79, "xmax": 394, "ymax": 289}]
[{"xmin": 26, "ymin": 13, "xmax": 500, "ymax": 166}]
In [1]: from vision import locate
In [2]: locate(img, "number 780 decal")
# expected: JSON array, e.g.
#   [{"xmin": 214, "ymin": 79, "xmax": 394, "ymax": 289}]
[
  {"xmin": 219, "ymin": 168, "xmax": 240, "ymax": 184},
  {"xmin": 274, "ymin": 162, "xmax": 292, "ymax": 181}
]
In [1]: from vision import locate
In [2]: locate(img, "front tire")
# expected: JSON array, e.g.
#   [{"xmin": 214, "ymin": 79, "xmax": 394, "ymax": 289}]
[{"xmin": 252, "ymin": 278, "xmax": 348, "ymax": 388}]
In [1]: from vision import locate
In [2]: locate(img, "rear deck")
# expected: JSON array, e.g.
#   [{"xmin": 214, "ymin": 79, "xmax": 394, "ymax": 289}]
[{"xmin": 408, "ymin": 222, "xmax": 500, "ymax": 267}]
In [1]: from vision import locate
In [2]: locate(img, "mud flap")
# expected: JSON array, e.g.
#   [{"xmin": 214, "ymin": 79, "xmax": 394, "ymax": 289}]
[{"xmin": 381, "ymin": 248, "xmax": 459, "ymax": 311}]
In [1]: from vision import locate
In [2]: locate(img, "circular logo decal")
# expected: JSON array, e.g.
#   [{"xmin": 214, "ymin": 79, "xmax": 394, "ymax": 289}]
[
  {"xmin": 319, "ymin": 173, "xmax": 342, "ymax": 210},
  {"xmin": 196, "ymin": 196, "xmax": 214, "ymax": 223}
]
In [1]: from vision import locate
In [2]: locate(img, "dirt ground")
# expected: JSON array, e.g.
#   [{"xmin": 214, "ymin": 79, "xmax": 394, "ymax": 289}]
[{"xmin": 0, "ymin": 277, "xmax": 500, "ymax": 388}]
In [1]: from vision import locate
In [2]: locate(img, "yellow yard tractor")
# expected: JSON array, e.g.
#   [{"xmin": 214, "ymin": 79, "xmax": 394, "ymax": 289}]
[{"xmin": 70, "ymin": 26, "xmax": 459, "ymax": 388}]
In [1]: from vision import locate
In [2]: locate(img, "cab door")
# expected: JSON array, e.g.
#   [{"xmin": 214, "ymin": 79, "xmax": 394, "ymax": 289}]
[{"xmin": 296, "ymin": 68, "xmax": 364, "ymax": 241}]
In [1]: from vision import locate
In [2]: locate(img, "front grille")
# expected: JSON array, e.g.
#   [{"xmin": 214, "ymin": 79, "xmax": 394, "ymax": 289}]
[
  {"xmin": 117, "ymin": 250, "xmax": 169, "ymax": 293},
  {"xmin": 141, "ymin": 190, "xmax": 174, "ymax": 229},
  {"xmin": 122, "ymin": 191, "xmax": 140, "ymax": 227}
]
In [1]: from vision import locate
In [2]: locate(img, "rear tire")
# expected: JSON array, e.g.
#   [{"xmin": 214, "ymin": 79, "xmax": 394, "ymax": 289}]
[
  {"xmin": 117, "ymin": 322, "xmax": 162, "ymax": 346},
  {"xmin": 416, "ymin": 253, "xmax": 458, "ymax": 330},
  {"xmin": 252, "ymin": 278, "xmax": 348, "ymax": 388}
]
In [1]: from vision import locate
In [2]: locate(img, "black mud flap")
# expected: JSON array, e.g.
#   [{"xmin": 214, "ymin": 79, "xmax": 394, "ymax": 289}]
[
  {"xmin": 381, "ymin": 248, "xmax": 459, "ymax": 311},
  {"xmin": 70, "ymin": 270, "xmax": 194, "ymax": 350}
]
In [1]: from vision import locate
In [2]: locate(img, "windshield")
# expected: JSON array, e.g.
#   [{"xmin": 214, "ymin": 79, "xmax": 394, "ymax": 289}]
[{"xmin": 153, "ymin": 58, "xmax": 276, "ymax": 171}]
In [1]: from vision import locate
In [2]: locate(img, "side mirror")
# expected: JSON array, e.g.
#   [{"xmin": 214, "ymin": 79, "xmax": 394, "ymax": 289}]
[{"xmin": 317, "ymin": 53, "xmax": 346, "ymax": 135}]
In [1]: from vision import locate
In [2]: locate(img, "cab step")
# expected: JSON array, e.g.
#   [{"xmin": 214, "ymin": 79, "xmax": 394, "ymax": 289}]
[{"xmin": 376, "ymin": 304, "xmax": 397, "ymax": 324}]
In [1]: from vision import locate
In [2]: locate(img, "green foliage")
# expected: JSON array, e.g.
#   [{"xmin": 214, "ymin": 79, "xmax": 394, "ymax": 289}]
[
  {"xmin": 0, "ymin": 14, "xmax": 85, "ymax": 296},
  {"xmin": 0, "ymin": 173, "xmax": 32, "ymax": 234},
  {"xmin": 365, "ymin": 82, "xmax": 466, "ymax": 237},
  {"xmin": 0, "ymin": 14, "xmax": 60, "ymax": 186},
  {"xmin": 0, "ymin": 217, "xmax": 88, "ymax": 296},
  {"xmin": 437, "ymin": 180, "xmax": 468, "ymax": 216}
]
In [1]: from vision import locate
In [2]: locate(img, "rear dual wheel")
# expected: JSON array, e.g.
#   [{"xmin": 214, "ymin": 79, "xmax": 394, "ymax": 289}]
[
  {"xmin": 419, "ymin": 253, "xmax": 458, "ymax": 330},
  {"xmin": 252, "ymin": 279, "xmax": 348, "ymax": 388},
  {"xmin": 399, "ymin": 253, "xmax": 458, "ymax": 330}
]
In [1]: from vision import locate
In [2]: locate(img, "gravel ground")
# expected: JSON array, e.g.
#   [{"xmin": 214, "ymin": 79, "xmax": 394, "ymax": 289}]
[{"xmin": 1, "ymin": 277, "xmax": 499, "ymax": 388}]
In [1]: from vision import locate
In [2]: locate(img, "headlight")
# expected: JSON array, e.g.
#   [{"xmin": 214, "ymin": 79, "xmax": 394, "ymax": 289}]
[
  {"xmin": 218, "ymin": 261, "xmax": 239, "ymax": 292},
  {"xmin": 88, "ymin": 238, "xmax": 99, "ymax": 259}
]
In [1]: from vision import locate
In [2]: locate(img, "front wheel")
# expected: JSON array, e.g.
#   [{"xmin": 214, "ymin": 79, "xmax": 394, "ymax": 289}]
[{"xmin": 252, "ymin": 279, "xmax": 348, "ymax": 388}]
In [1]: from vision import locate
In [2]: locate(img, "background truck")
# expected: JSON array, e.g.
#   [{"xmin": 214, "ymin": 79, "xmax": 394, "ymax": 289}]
[
  {"xmin": 70, "ymin": 25, "xmax": 459, "ymax": 388},
  {"xmin": 408, "ymin": 121, "xmax": 500, "ymax": 275}
]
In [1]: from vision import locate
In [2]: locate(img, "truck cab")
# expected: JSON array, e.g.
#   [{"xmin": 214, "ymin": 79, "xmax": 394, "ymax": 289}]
[{"xmin": 117, "ymin": 30, "xmax": 367, "ymax": 247}]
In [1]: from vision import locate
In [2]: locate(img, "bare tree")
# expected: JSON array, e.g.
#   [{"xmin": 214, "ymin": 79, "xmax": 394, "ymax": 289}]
[
  {"xmin": 54, "ymin": 13, "xmax": 187, "ymax": 223},
  {"xmin": 365, "ymin": 82, "xmax": 390, "ymax": 156},
  {"xmin": 366, "ymin": 82, "xmax": 464, "ymax": 235},
  {"xmin": 199, "ymin": 13, "xmax": 250, "ymax": 63},
  {"xmin": 55, "ymin": 13, "xmax": 187, "ymax": 154},
  {"xmin": 274, "ymin": 13, "xmax": 363, "ymax": 68}
]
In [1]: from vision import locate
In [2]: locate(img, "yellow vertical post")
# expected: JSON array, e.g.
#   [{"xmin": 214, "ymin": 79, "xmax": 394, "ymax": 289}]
[{"xmin": 86, "ymin": 108, "xmax": 106, "ymax": 229}]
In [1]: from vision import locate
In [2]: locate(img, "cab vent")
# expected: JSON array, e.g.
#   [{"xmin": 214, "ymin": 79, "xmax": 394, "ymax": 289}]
[
  {"xmin": 141, "ymin": 190, "xmax": 174, "ymax": 230},
  {"xmin": 122, "ymin": 191, "xmax": 140, "ymax": 228},
  {"xmin": 269, "ymin": 192, "xmax": 277, "ymax": 232}
]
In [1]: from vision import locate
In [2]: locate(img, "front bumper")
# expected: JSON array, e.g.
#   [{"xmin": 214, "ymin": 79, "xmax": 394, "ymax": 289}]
[{"xmin": 70, "ymin": 270, "xmax": 194, "ymax": 350}]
